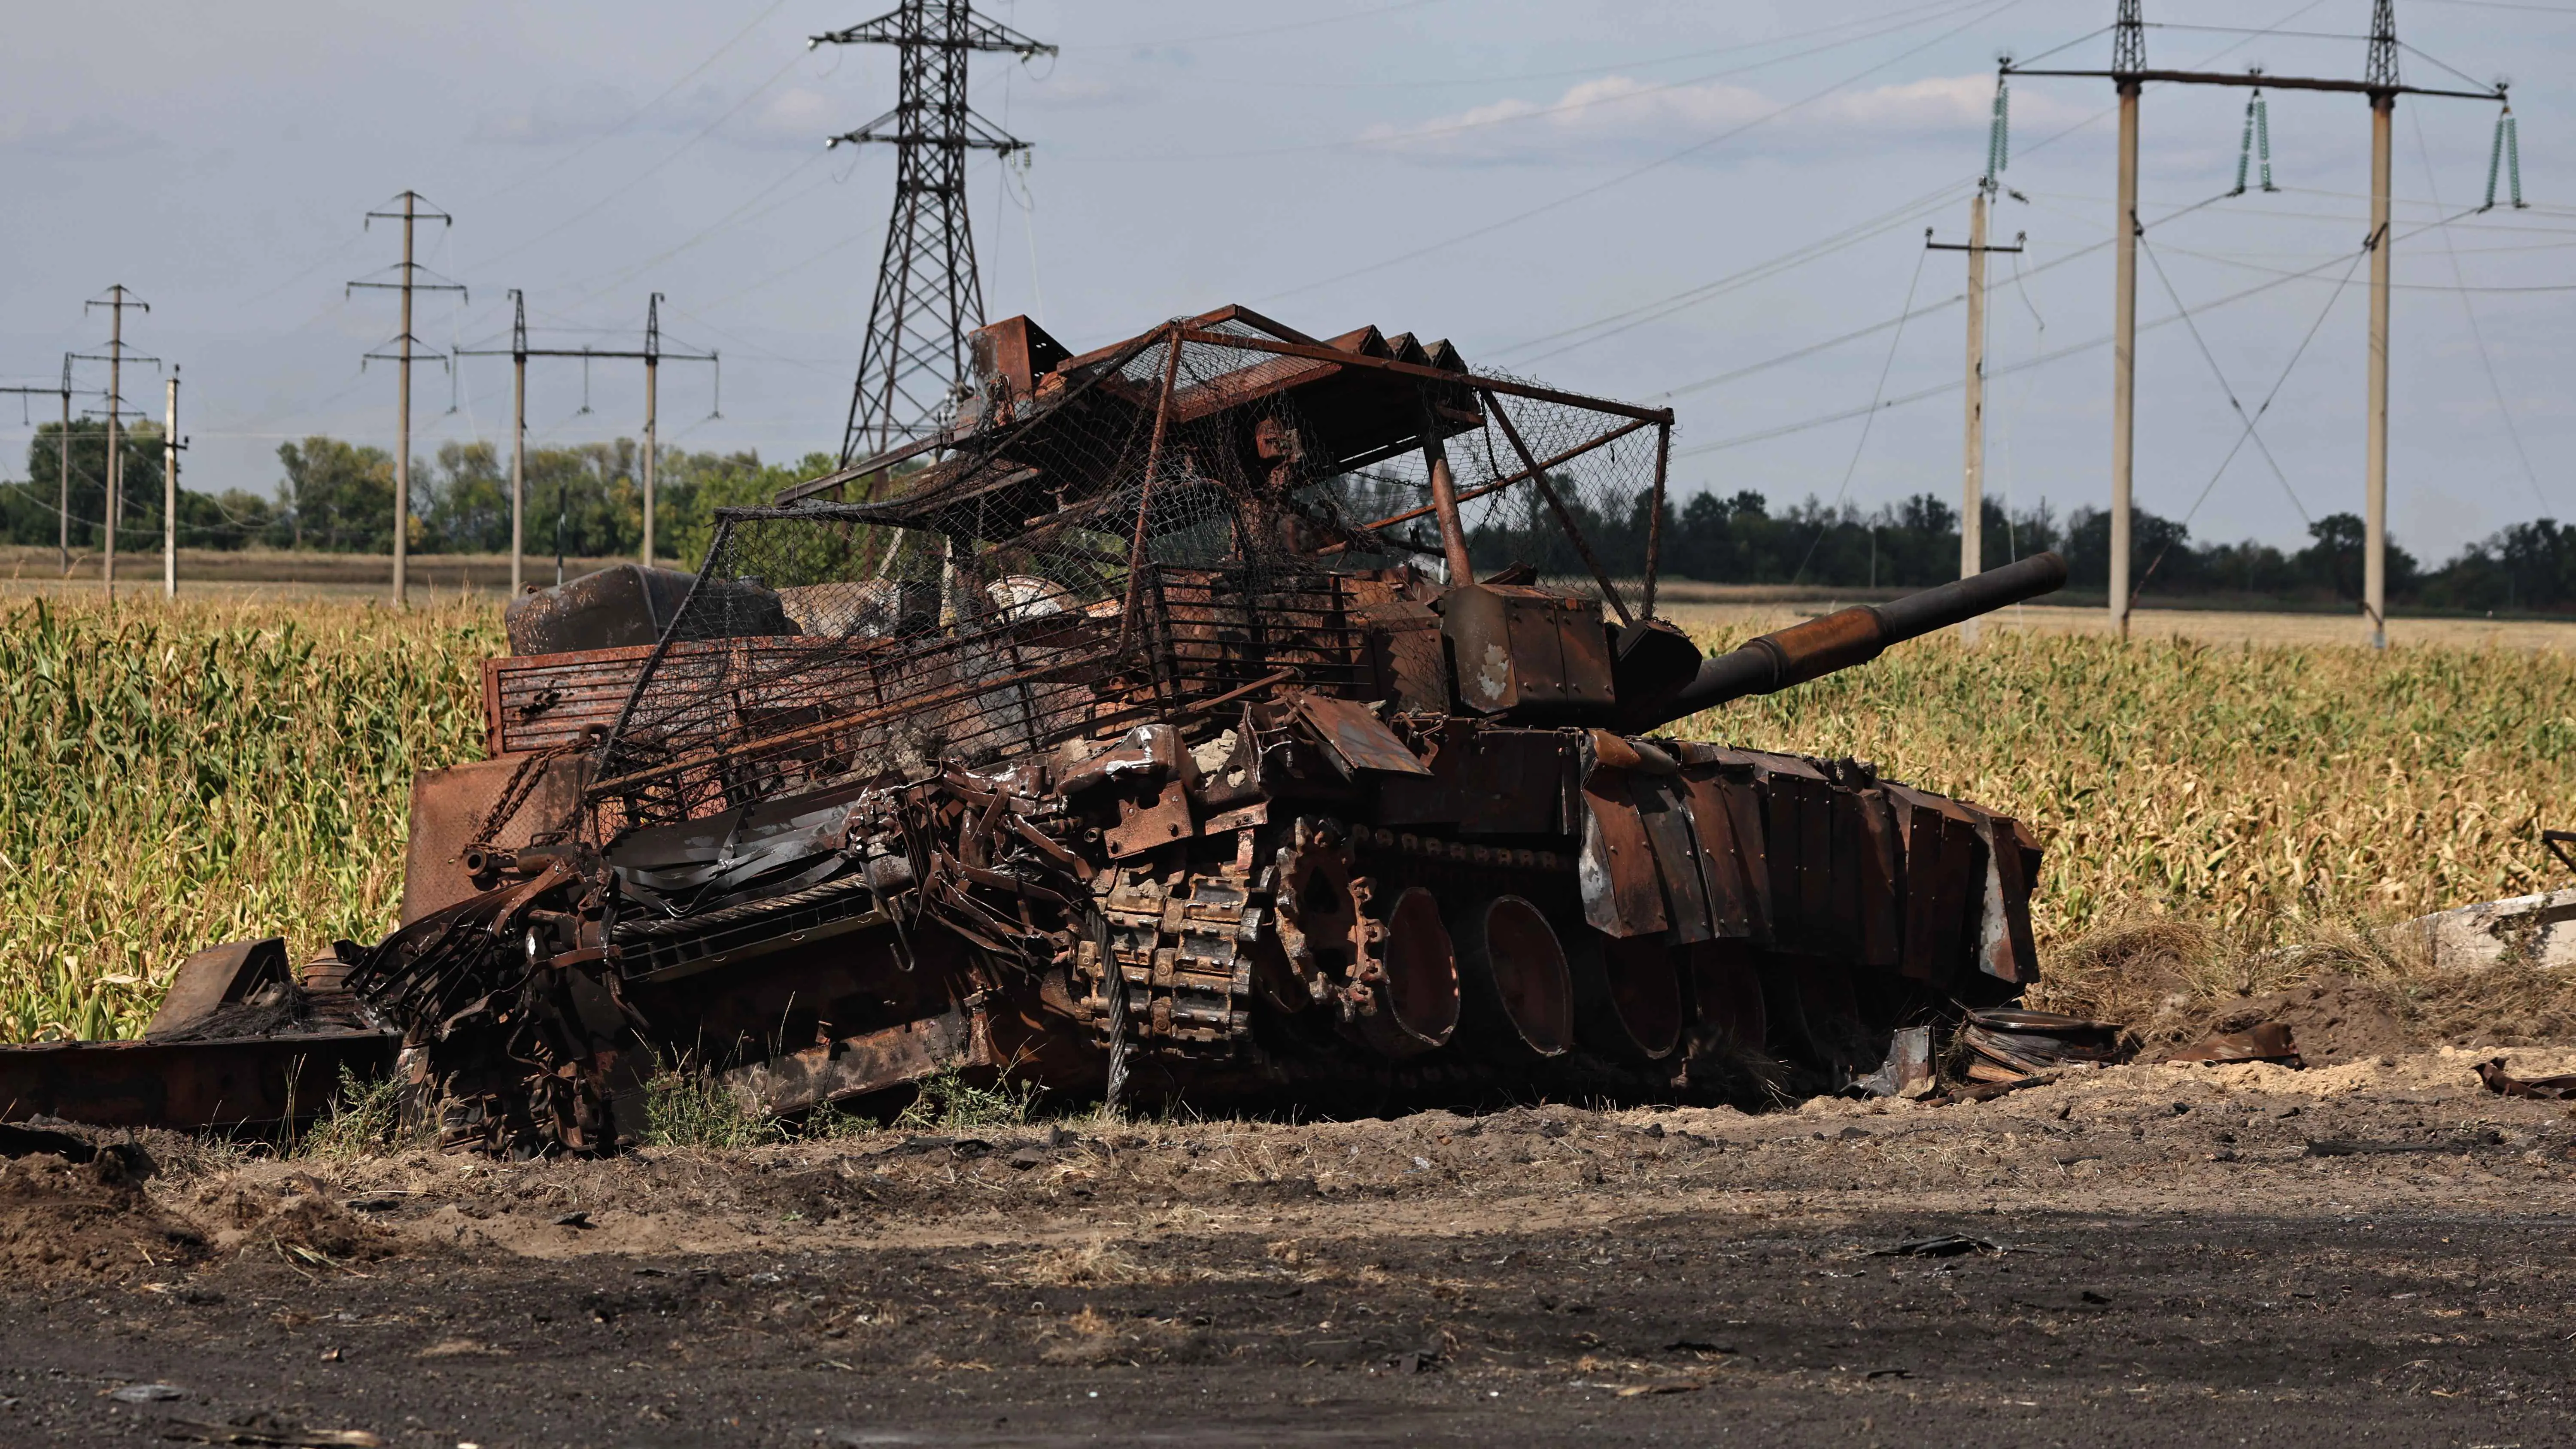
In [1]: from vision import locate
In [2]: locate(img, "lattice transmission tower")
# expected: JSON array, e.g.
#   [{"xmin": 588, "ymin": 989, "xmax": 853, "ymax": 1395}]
[{"xmin": 814, "ymin": 2, "xmax": 1055, "ymax": 467}]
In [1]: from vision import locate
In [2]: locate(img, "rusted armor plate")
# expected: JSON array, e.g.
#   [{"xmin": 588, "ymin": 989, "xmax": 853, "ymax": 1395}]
[
  {"xmin": 1104, "ymin": 779, "xmax": 1195, "ymax": 859},
  {"xmin": 1577, "ymin": 754, "xmax": 1668, "ymax": 939},
  {"xmin": 0, "ymin": 1029, "xmax": 395, "ymax": 1130},
  {"xmin": 721, "ymin": 1008, "xmax": 989, "ymax": 1116},
  {"xmin": 1963, "ymin": 808, "xmax": 2041, "ymax": 984},
  {"xmin": 146, "ymin": 938, "xmax": 291, "ymax": 1040},
  {"xmin": 402, "ymin": 753, "xmax": 592, "ymax": 925},
  {"xmin": 1459, "ymin": 729, "xmax": 1574, "ymax": 836},
  {"xmin": 1629, "ymin": 772, "xmax": 1714, "ymax": 944},
  {"xmin": 1853, "ymin": 788, "xmax": 1903, "ymax": 969},
  {"xmin": 1294, "ymin": 693, "xmax": 1431, "ymax": 777},
  {"xmin": 1675, "ymin": 765, "xmax": 1758, "ymax": 939}
]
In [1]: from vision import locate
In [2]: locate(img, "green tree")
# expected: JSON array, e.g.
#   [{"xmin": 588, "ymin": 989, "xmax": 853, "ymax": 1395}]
[
  {"xmin": 276, "ymin": 436, "xmax": 396, "ymax": 552},
  {"xmin": 419, "ymin": 440, "xmax": 510, "ymax": 554},
  {"xmin": 659, "ymin": 449, "xmax": 838, "ymax": 567},
  {"xmin": 9, "ymin": 419, "xmax": 164, "ymax": 551}
]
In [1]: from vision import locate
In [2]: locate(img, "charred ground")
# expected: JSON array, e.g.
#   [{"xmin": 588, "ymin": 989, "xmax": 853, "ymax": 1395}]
[{"xmin": 3, "ymin": 1047, "xmax": 2573, "ymax": 1446}]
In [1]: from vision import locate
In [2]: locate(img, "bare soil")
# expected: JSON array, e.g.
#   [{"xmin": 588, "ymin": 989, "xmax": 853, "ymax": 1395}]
[{"xmin": 6, "ymin": 1045, "xmax": 2576, "ymax": 1446}]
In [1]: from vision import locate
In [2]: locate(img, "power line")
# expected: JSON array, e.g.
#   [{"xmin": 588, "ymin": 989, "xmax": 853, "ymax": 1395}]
[
  {"xmin": 1490, "ymin": 179, "xmax": 1971, "ymax": 364},
  {"xmin": 547, "ymin": 149, "xmax": 838, "ymax": 310},
  {"xmin": 1671, "ymin": 213, "xmax": 2469, "ymax": 459},
  {"xmin": 1478, "ymin": 1, "xmax": 2342, "ymax": 369},
  {"xmin": 2137, "ymin": 231, "xmax": 2315, "ymax": 523},
  {"xmin": 1204, "ymin": 0, "xmax": 1999, "ymax": 163},
  {"xmin": 1649, "ymin": 190, "xmax": 2236, "ymax": 404},
  {"xmin": 2129, "ymin": 242, "xmax": 2364, "ymax": 602},
  {"xmin": 2147, "ymin": 242, "xmax": 2576, "ymax": 290},
  {"xmin": 1166, "ymin": 0, "xmax": 1982, "ymax": 90},
  {"xmin": 1794, "ymin": 246, "xmax": 1932, "ymax": 583},
  {"xmin": 480, "ymin": 0, "xmax": 799, "ymax": 205},
  {"xmin": 2411, "ymin": 102, "xmax": 2548, "ymax": 512},
  {"xmin": 1059, "ymin": 0, "xmax": 1452, "ymax": 49},
  {"xmin": 465, "ymin": 52, "xmax": 811, "ymax": 276},
  {"xmin": 1252, "ymin": 0, "xmax": 2030, "ymax": 306}
]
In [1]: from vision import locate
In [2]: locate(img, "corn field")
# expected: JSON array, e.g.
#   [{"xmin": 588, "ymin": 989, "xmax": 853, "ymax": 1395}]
[
  {"xmin": 2, "ymin": 596, "xmax": 2571, "ymax": 1043},
  {"xmin": 1694, "ymin": 624, "xmax": 2576, "ymax": 955},
  {"xmin": 0, "ymin": 598, "xmax": 495, "ymax": 1042}
]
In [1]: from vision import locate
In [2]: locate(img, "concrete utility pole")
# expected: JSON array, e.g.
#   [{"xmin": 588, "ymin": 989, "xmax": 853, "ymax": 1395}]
[
  {"xmin": 510, "ymin": 291, "xmax": 528, "ymax": 594},
  {"xmin": 57, "ymin": 361, "xmax": 71, "ymax": 573},
  {"xmin": 56, "ymin": 362, "xmax": 71, "ymax": 573},
  {"xmin": 83, "ymin": 286, "xmax": 153, "ymax": 601},
  {"xmin": 349, "ymin": 192, "xmax": 461, "ymax": 608},
  {"xmin": 1929, "ymin": 190, "xmax": 2023, "ymax": 644},
  {"xmin": 163, "ymin": 368, "xmax": 180, "ymax": 598},
  {"xmin": 0, "ymin": 358, "xmax": 83, "ymax": 573},
  {"xmin": 2362, "ymin": 0, "xmax": 2400, "ymax": 649},
  {"xmin": 2008, "ymin": 0, "xmax": 2502, "ymax": 645},
  {"xmin": 459, "ymin": 294, "xmax": 713, "ymax": 584},
  {"xmin": 2111, "ymin": 76, "xmax": 2140, "ymax": 639},
  {"xmin": 643, "ymin": 293, "xmax": 661, "ymax": 568}
]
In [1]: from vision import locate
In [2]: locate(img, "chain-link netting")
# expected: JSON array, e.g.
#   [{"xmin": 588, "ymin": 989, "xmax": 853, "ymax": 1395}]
[{"xmin": 585, "ymin": 318, "xmax": 1669, "ymax": 832}]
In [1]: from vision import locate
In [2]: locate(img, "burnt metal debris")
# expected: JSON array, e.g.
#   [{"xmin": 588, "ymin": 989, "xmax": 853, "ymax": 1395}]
[{"xmin": 1, "ymin": 304, "xmax": 2071, "ymax": 1151}]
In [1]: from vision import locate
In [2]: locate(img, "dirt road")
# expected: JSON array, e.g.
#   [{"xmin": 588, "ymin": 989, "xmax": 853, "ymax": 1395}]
[{"xmin": 5, "ymin": 1045, "xmax": 2573, "ymax": 1446}]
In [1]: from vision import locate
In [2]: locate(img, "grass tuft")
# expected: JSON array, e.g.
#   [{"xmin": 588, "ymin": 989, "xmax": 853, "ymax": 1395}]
[
  {"xmin": 298, "ymin": 1064, "xmax": 420, "ymax": 1158},
  {"xmin": 893, "ymin": 1067, "xmax": 1045, "ymax": 1133},
  {"xmin": 641, "ymin": 1059, "xmax": 784, "ymax": 1150}
]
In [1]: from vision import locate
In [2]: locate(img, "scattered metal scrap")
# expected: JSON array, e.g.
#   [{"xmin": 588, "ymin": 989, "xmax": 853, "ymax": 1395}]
[
  {"xmin": 1872, "ymin": 1233, "xmax": 2004, "ymax": 1258},
  {"xmin": 3, "ymin": 304, "xmax": 2072, "ymax": 1151},
  {"xmin": 2475, "ymin": 1056, "xmax": 2576, "ymax": 1100},
  {"xmin": 0, "ymin": 938, "xmax": 392, "ymax": 1132},
  {"xmin": 1958, "ymin": 1009, "xmax": 2125, "ymax": 1082},
  {"xmin": 2165, "ymin": 1022, "xmax": 2303, "ymax": 1067}
]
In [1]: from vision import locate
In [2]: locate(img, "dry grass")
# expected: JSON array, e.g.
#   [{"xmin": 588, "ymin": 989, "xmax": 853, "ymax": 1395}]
[{"xmin": 1012, "ymin": 1239, "xmax": 1175, "ymax": 1288}]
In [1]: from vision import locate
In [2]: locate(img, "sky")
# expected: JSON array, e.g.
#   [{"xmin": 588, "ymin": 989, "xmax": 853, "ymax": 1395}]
[{"xmin": 2, "ymin": 0, "xmax": 2570, "ymax": 563}]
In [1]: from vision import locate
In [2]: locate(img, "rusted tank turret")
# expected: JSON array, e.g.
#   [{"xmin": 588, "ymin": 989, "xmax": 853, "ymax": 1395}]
[{"xmin": 351, "ymin": 305, "xmax": 2068, "ymax": 1154}]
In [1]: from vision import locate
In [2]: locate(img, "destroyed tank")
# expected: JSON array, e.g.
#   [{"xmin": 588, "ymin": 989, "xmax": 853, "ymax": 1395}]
[
  {"xmin": 0, "ymin": 306, "xmax": 2063, "ymax": 1152},
  {"xmin": 356, "ymin": 305, "xmax": 2069, "ymax": 1154}
]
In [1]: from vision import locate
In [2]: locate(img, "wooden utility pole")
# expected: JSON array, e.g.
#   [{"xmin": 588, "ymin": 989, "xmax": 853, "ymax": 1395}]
[
  {"xmin": 2008, "ymin": 0, "xmax": 2501, "ymax": 645},
  {"xmin": 1929, "ymin": 188, "xmax": 2023, "ymax": 644},
  {"xmin": 349, "ymin": 192, "xmax": 461, "ymax": 608},
  {"xmin": 459, "ymin": 294, "xmax": 713, "ymax": 586},
  {"xmin": 83, "ymin": 286, "xmax": 152, "ymax": 599},
  {"xmin": 163, "ymin": 368, "xmax": 180, "ymax": 598}
]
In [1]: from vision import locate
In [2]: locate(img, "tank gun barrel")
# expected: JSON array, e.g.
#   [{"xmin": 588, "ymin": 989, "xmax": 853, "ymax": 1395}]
[{"xmin": 1646, "ymin": 551, "xmax": 2067, "ymax": 727}]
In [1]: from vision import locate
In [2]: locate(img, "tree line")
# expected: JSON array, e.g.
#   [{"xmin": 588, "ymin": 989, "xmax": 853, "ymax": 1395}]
[
  {"xmin": 1466, "ymin": 480, "xmax": 2576, "ymax": 614},
  {"xmin": 5, "ymin": 427, "xmax": 826, "ymax": 567},
  {"xmin": 12, "ymin": 427, "xmax": 2574, "ymax": 613}
]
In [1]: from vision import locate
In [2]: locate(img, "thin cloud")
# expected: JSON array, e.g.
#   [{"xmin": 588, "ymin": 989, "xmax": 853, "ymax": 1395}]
[
  {"xmin": 1361, "ymin": 73, "xmax": 2087, "ymax": 164},
  {"xmin": 0, "ymin": 115, "xmax": 157, "ymax": 158},
  {"xmin": 470, "ymin": 80, "xmax": 836, "ymax": 152}
]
